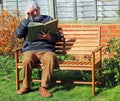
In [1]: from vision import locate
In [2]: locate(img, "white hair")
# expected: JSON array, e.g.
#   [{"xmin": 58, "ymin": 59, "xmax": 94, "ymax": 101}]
[{"xmin": 27, "ymin": 0, "xmax": 40, "ymax": 10}]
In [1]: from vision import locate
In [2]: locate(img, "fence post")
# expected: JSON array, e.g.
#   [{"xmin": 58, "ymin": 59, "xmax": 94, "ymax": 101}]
[
  {"xmin": 49, "ymin": 0, "xmax": 55, "ymax": 18},
  {"xmin": 0, "ymin": 0, "xmax": 3, "ymax": 12},
  {"xmin": 94, "ymin": 0, "xmax": 98, "ymax": 20},
  {"xmin": 16, "ymin": 0, "xmax": 19, "ymax": 16},
  {"xmin": 74, "ymin": 0, "xmax": 77, "ymax": 20}
]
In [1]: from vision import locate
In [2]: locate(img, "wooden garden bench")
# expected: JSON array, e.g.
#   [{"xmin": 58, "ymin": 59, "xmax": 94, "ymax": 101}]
[{"xmin": 14, "ymin": 24, "xmax": 103, "ymax": 96}]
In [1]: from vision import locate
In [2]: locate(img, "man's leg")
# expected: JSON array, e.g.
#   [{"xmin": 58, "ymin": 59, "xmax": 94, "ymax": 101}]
[
  {"xmin": 17, "ymin": 51, "xmax": 38, "ymax": 94},
  {"xmin": 37, "ymin": 51, "xmax": 58, "ymax": 97},
  {"xmin": 41, "ymin": 51, "xmax": 57, "ymax": 87}
]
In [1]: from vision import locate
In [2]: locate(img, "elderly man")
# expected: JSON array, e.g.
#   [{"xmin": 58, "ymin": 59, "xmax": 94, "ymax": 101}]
[{"xmin": 14, "ymin": 2, "xmax": 60, "ymax": 98}]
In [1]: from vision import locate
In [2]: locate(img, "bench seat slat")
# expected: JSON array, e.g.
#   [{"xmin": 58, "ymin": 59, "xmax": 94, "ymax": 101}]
[
  {"xmin": 59, "ymin": 27, "xmax": 100, "ymax": 31},
  {"xmin": 17, "ymin": 60, "xmax": 93, "ymax": 68},
  {"xmin": 56, "ymin": 43, "xmax": 99, "ymax": 47},
  {"xmin": 63, "ymin": 32, "xmax": 99, "ymax": 35}
]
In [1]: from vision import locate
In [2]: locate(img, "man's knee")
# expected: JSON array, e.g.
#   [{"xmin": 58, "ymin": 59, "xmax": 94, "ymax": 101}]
[
  {"xmin": 43, "ymin": 52, "xmax": 56, "ymax": 60},
  {"xmin": 22, "ymin": 51, "xmax": 34, "ymax": 63}
]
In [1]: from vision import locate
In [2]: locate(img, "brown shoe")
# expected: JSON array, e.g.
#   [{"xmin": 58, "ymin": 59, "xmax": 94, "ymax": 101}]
[
  {"xmin": 39, "ymin": 87, "xmax": 52, "ymax": 98},
  {"xmin": 17, "ymin": 87, "xmax": 31, "ymax": 95}
]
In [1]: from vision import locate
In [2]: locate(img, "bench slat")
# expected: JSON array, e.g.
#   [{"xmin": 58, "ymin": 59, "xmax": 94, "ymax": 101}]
[{"xmin": 63, "ymin": 31, "xmax": 99, "ymax": 35}]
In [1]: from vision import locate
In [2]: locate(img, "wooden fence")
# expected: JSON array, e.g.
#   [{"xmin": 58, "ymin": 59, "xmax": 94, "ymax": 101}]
[{"xmin": 0, "ymin": 0, "xmax": 119, "ymax": 21}]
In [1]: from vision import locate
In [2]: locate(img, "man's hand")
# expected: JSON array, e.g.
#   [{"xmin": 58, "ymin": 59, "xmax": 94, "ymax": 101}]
[
  {"xmin": 38, "ymin": 31, "xmax": 52, "ymax": 40},
  {"xmin": 25, "ymin": 8, "xmax": 32, "ymax": 19}
]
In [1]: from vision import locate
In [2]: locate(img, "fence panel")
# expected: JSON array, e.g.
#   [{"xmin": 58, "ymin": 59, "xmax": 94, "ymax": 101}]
[{"xmin": 0, "ymin": 0, "xmax": 119, "ymax": 21}]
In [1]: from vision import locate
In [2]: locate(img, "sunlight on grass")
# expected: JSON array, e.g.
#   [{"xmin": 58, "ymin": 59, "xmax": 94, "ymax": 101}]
[
  {"xmin": 92, "ymin": 85, "xmax": 120, "ymax": 101},
  {"xmin": 1, "ymin": 70, "xmax": 120, "ymax": 101}
]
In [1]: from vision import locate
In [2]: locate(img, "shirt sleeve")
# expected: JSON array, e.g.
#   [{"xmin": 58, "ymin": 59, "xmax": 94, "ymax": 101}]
[{"xmin": 14, "ymin": 19, "xmax": 29, "ymax": 38}]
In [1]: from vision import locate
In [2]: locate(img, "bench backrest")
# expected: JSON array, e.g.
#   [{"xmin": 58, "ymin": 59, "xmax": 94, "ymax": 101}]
[{"xmin": 55, "ymin": 24, "xmax": 101, "ymax": 58}]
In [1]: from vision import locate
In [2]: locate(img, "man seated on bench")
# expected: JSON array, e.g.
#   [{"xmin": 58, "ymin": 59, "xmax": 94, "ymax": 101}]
[{"xmin": 14, "ymin": 1, "xmax": 61, "ymax": 98}]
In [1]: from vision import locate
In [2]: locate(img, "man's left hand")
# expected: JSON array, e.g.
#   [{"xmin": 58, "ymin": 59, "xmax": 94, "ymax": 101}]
[{"xmin": 38, "ymin": 31, "xmax": 51, "ymax": 40}]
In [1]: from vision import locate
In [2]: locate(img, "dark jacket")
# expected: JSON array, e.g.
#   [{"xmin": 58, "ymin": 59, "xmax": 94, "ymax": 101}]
[{"xmin": 14, "ymin": 15, "xmax": 61, "ymax": 52}]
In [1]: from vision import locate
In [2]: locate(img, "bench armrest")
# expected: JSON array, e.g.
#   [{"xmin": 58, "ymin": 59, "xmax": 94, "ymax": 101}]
[
  {"xmin": 92, "ymin": 45, "xmax": 104, "ymax": 53},
  {"xmin": 91, "ymin": 45, "xmax": 104, "ymax": 66},
  {"xmin": 13, "ymin": 47, "xmax": 22, "ymax": 52}
]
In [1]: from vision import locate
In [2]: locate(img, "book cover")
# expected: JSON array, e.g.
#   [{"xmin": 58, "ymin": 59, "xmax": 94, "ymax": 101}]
[{"xmin": 27, "ymin": 19, "xmax": 58, "ymax": 41}]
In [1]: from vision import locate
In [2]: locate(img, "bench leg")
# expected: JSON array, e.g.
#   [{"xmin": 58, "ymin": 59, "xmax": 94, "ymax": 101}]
[
  {"xmin": 92, "ymin": 69, "xmax": 95, "ymax": 96},
  {"xmin": 99, "ymin": 50, "xmax": 102, "ymax": 84},
  {"xmin": 16, "ymin": 67, "xmax": 20, "ymax": 91},
  {"xmin": 99, "ymin": 64, "xmax": 102, "ymax": 84},
  {"xmin": 92, "ymin": 53, "xmax": 95, "ymax": 96}
]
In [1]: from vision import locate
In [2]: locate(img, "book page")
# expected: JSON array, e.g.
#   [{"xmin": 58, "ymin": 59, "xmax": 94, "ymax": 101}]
[{"xmin": 28, "ymin": 22, "xmax": 44, "ymax": 27}]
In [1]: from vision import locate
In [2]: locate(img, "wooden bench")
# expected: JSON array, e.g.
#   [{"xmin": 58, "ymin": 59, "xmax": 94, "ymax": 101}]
[{"xmin": 15, "ymin": 24, "xmax": 103, "ymax": 96}]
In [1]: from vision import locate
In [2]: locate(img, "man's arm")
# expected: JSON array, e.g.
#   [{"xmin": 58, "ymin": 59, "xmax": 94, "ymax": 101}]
[{"xmin": 14, "ymin": 19, "xmax": 29, "ymax": 38}]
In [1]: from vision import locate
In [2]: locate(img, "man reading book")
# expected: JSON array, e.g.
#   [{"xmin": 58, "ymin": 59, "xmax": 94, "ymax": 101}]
[{"xmin": 14, "ymin": 1, "xmax": 61, "ymax": 98}]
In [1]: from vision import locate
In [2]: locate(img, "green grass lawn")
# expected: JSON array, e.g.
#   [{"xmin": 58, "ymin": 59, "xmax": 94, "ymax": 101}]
[{"xmin": 0, "ymin": 71, "xmax": 120, "ymax": 101}]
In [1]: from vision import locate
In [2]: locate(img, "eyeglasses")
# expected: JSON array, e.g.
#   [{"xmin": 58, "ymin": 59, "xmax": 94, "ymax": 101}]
[{"xmin": 30, "ymin": 9, "xmax": 40, "ymax": 15}]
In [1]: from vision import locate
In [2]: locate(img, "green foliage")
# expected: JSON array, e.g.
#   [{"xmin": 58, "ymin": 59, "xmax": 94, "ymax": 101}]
[
  {"xmin": 56, "ymin": 54, "xmax": 75, "ymax": 61},
  {"xmin": 102, "ymin": 37, "xmax": 120, "ymax": 87},
  {"xmin": 106, "ymin": 38, "xmax": 120, "ymax": 55},
  {"xmin": 0, "ymin": 55, "xmax": 15, "ymax": 74}
]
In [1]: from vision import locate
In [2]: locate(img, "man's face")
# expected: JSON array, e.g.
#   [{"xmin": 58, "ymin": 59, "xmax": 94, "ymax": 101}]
[
  {"xmin": 31, "ymin": 9, "xmax": 40, "ymax": 17},
  {"xmin": 30, "ymin": 8, "xmax": 41, "ymax": 21}
]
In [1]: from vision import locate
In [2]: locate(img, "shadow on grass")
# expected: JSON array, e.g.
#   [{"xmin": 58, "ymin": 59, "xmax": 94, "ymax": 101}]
[
  {"xmin": 30, "ymin": 80, "xmax": 76, "ymax": 93},
  {"xmin": 50, "ymin": 80, "xmax": 76, "ymax": 93},
  {"xmin": 29, "ymin": 70, "xmax": 119, "ymax": 95},
  {"xmin": 32, "ymin": 70, "xmax": 107, "ymax": 95}
]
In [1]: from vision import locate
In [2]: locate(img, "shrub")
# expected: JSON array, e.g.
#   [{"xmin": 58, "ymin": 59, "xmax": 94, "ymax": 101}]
[
  {"xmin": 102, "ymin": 37, "xmax": 120, "ymax": 87},
  {"xmin": 0, "ymin": 55, "xmax": 15, "ymax": 74},
  {"xmin": 56, "ymin": 54, "xmax": 75, "ymax": 61},
  {"xmin": 0, "ymin": 10, "xmax": 21, "ymax": 56}
]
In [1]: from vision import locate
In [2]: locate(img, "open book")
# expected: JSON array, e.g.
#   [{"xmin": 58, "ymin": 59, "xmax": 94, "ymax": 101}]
[{"xmin": 27, "ymin": 19, "xmax": 58, "ymax": 41}]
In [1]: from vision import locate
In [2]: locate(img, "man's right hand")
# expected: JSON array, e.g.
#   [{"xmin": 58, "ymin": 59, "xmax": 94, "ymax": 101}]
[{"xmin": 25, "ymin": 8, "xmax": 32, "ymax": 19}]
